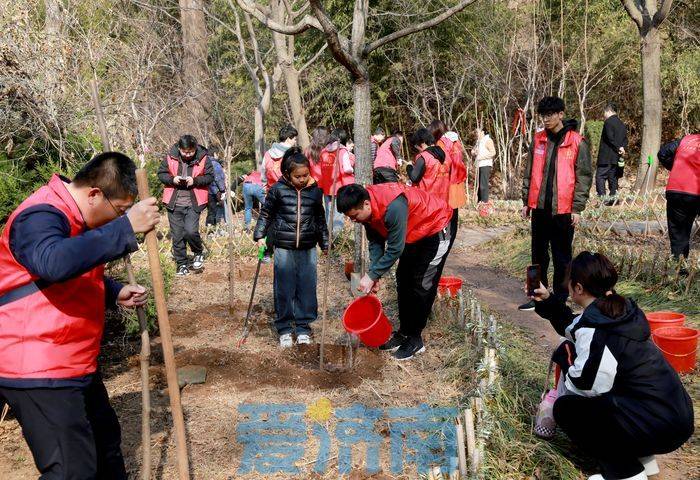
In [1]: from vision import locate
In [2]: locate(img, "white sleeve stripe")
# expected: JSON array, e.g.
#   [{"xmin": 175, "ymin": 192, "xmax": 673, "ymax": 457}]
[{"xmin": 566, "ymin": 344, "xmax": 618, "ymax": 397}]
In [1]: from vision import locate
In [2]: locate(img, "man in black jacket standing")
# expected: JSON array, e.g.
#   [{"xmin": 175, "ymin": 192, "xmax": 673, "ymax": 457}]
[{"xmin": 596, "ymin": 102, "xmax": 628, "ymax": 203}]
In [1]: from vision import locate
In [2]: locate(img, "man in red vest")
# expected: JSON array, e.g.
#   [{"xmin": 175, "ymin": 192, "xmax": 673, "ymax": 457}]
[
  {"xmin": 0, "ymin": 152, "xmax": 160, "ymax": 479},
  {"xmin": 158, "ymin": 134, "xmax": 213, "ymax": 276},
  {"xmin": 520, "ymin": 96, "xmax": 592, "ymax": 310},
  {"xmin": 658, "ymin": 134, "xmax": 700, "ymax": 260},
  {"xmin": 263, "ymin": 124, "xmax": 299, "ymax": 188},
  {"xmin": 370, "ymin": 127, "xmax": 386, "ymax": 164},
  {"xmin": 372, "ymin": 129, "xmax": 405, "ymax": 184},
  {"xmin": 337, "ymin": 183, "xmax": 453, "ymax": 360}
]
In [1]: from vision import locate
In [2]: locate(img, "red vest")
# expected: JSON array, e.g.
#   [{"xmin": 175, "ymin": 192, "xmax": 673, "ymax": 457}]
[
  {"xmin": 0, "ymin": 175, "xmax": 106, "ymax": 379},
  {"xmin": 374, "ymin": 138, "xmax": 397, "ymax": 170},
  {"xmin": 367, "ymin": 183, "xmax": 452, "ymax": 244},
  {"xmin": 264, "ymin": 151, "xmax": 283, "ymax": 188},
  {"xmin": 415, "ymin": 150, "xmax": 451, "ymax": 202},
  {"xmin": 527, "ymin": 130, "xmax": 583, "ymax": 214},
  {"xmin": 320, "ymin": 147, "xmax": 354, "ymax": 195},
  {"xmin": 440, "ymin": 136, "xmax": 467, "ymax": 184},
  {"xmin": 244, "ymin": 170, "xmax": 264, "ymax": 187},
  {"xmin": 162, "ymin": 155, "xmax": 209, "ymax": 206},
  {"xmin": 667, "ymin": 134, "xmax": 700, "ymax": 196}
]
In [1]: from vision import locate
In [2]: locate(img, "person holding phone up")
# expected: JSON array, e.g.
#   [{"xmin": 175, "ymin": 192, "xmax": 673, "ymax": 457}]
[{"xmin": 529, "ymin": 252, "xmax": 693, "ymax": 480}]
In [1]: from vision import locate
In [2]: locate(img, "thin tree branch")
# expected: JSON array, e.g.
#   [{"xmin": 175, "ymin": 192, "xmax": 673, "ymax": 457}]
[
  {"xmin": 298, "ymin": 42, "xmax": 328, "ymax": 74},
  {"xmin": 363, "ymin": 0, "xmax": 477, "ymax": 55},
  {"xmin": 653, "ymin": 0, "xmax": 674, "ymax": 27},
  {"xmin": 620, "ymin": 0, "xmax": 644, "ymax": 28},
  {"xmin": 235, "ymin": 0, "xmax": 321, "ymax": 34},
  {"xmin": 309, "ymin": 0, "xmax": 366, "ymax": 79}
]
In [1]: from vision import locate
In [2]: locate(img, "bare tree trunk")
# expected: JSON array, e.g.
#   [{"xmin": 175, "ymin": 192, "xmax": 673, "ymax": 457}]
[
  {"xmin": 280, "ymin": 64, "xmax": 310, "ymax": 149},
  {"xmin": 353, "ymin": 78, "xmax": 371, "ymax": 268},
  {"xmin": 254, "ymin": 104, "xmax": 265, "ymax": 165},
  {"xmin": 179, "ymin": 0, "xmax": 213, "ymax": 140},
  {"xmin": 635, "ymin": 28, "xmax": 662, "ymax": 192}
]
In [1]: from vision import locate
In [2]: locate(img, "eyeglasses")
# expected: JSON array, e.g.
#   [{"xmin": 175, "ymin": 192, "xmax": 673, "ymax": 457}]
[
  {"xmin": 539, "ymin": 112, "xmax": 560, "ymax": 120},
  {"xmin": 104, "ymin": 194, "xmax": 128, "ymax": 216}
]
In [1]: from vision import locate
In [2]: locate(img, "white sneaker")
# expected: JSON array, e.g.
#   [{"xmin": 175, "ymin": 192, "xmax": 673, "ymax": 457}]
[
  {"xmin": 296, "ymin": 334, "xmax": 312, "ymax": 345},
  {"xmin": 191, "ymin": 254, "xmax": 205, "ymax": 270},
  {"xmin": 589, "ymin": 472, "xmax": 647, "ymax": 480},
  {"xmin": 279, "ymin": 333, "xmax": 293, "ymax": 348},
  {"xmin": 639, "ymin": 456, "xmax": 659, "ymax": 476}
]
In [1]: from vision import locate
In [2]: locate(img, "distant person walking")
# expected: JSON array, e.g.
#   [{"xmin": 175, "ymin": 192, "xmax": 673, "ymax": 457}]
[
  {"xmin": 596, "ymin": 102, "xmax": 628, "ymax": 203},
  {"xmin": 471, "ymin": 128, "xmax": 496, "ymax": 203}
]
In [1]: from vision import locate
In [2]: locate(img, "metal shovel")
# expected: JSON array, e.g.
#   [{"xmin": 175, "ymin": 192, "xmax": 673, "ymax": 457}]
[{"xmin": 237, "ymin": 244, "xmax": 266, "ymax": 347}]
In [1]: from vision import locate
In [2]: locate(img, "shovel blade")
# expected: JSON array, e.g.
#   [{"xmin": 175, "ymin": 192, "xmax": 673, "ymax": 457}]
[{"xmin": 350, "ymin": 272, "xmax": 362, "ymax": 298}]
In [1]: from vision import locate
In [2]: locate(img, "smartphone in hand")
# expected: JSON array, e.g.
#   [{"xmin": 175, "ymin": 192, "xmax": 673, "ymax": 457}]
[
  {"xmin": 179, "ymin": 178, "xmax": 188, "ymax": 187},
  {"xmin": 526, "ymin": 264, "xmax": 541, "ymax": 297}
]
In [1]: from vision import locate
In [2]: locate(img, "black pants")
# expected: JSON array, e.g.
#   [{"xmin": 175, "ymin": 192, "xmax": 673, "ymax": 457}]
[
  {"xmin": 554, "ymin": 395, "xmax": 687, "ymax": 479},
  {"xmin": 531, "ymin": 209, "xmax": 573, "ymax": 302},
  {"xmin": 0, "ymin": 375, "xmax": 127, "ymax": 479},
  {"xmin": 168, "ymin": 205, "xmax": 204, "ymax": 267},
  {"xmin": 396, "ymin": 223, "xmax": 453, "ymax": 338},
  {"xmin": 205, "ymin": 193, "xmax": 224, "ymax": 226},
  {"xmin": 477, "ymin": 166, "xmax": 491, "ymax": 202},
  {"xmin": 596, "ymin": 164, "xmax": 619, "ymax": 197},
  {"xmin": 449, "ymin": 209, "xmax": 459, "ymax": 248},
  {"xmin": 666, "ymin": 192, "xmax": 700, "ymax": 258},
  {"xmin": 372, "ymin": 167, "xmax": 399, "ymax": 184}
]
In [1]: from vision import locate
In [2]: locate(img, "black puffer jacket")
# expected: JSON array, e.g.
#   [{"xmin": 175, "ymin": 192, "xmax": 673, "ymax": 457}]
[{"xmin": 253, "ymin": 177, "xmax": 329, "ymax": 250}]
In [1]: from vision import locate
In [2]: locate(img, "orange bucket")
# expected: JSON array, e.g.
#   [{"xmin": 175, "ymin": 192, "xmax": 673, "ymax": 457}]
[
  {"xmin": 652, "ymin": 326, "xmax": 699, "ymax": 374},
  {"xmin": 438, "ymin": 276, "xmax": 463, "ymax": 297},
  {"xmin": 646, "ymin": 311, "xmax": 685, "ymax": 332}
]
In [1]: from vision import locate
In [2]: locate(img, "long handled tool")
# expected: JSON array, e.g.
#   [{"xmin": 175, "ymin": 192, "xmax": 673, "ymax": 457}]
[
  {"xmin": 237, "ymin": 244, "xmax": 266, "ymax": 347},
  {"xmin": 91, "ymin": 78, "xmax": 153, "ymax": 480}
]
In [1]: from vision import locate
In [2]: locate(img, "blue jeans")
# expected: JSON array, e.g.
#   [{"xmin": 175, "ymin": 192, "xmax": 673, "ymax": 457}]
[
  {"xmin": 323, "ymin": 195, "xmax": 345, "ymax": 237},
  {"xmin": 243, "ymin": 183, "xmax": 266, "ymax": 228},
  {"xmin": 273, "ymin": 248, "xmax": 318, "ymax": 335}
]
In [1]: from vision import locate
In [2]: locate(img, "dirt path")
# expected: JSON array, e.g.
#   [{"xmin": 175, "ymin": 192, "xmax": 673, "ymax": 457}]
[{"xmin": 444, "ymin": 225, "xmax": 697, "ymax": 480}]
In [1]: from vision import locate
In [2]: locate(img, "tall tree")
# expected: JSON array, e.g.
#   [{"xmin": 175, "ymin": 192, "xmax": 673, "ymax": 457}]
[
  {"xmin": 179, "ymin": 0, "xmax": 215, "ymax": 140},
  {"xmin": 620, "ymin": 0, "xmax": 674, "ymax": 193}
]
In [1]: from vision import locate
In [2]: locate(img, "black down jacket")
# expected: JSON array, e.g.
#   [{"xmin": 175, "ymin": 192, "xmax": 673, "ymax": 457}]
[{"xmin": 253, "ymin": 177, "xmax": 329, "ymax": 251}]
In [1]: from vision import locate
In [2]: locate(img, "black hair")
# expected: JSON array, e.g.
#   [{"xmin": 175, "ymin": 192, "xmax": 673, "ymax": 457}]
[
  {"xmin": 410, "ymin": 128, "xmax": 435, "ymax": 148},
  {"xmin": 391, "ymin": 129, "xmax": 403, "ymax": 137},
  {"xmin": 568, "ymin": 251, "xmax": 626, "ymax": 318},
  {"xmin": 207, "ymin": 145, "xmax": 220, "ymax": 156},
  {"xmin": 373, "ymin": 127, "xmax": 385, "ymax": 136},
  {"xmin": 281, "ymin": 146, "xmax": 309, "ymax": 175},
  {"xmin": 178, "ymin": 135, "xmax": 198, "ymax": 150},
  {"xmin": 604, "ymin": 102, "xmax": 618, "ymax": 113},
  {"xmin": 278, "ymin": 124, "xmax": 299, "ymax": 142},
  {"xmin": 337, "ymin": 184, "xmax": 370, "ymax": 214},
  {"xmin": 73, "ymin": 152, "xmax": 138, "ymax": 200},
  {"xmin": 428, "ymin": 120, "xmax": 447, "ymax": 141},
  {"xmin": 536, "ymin": 96, "xmax": 565, "ymax": 115},
  {"xmin": 331, "ymin": 128, "xmax": 349, "ymax": 146}
]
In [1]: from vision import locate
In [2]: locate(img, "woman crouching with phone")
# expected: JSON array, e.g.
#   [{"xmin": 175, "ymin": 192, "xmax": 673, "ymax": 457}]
[{"xmin": 531, "ymin": 251, "xmax": 693, "ymax": 480}]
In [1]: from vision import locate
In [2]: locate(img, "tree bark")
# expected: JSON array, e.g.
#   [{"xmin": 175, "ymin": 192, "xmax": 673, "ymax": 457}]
[
  {"xmin": 179, "ymin": 0, "xmax": 214, "ymax": 140},
  {"xmin": 635, "ymin": 27, "xmax": 662, "ymax": 193},
  {"xmin": 44, "ymin": 0, "xmax": 62, "ymax": 118}
]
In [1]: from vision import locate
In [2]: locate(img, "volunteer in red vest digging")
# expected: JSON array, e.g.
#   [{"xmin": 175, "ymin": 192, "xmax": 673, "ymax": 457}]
[
  {"xmin": 0, "ymin": 152, "xmax": 160, "ymax": 479},
  {"xmin": 372, "ymin": 129, "xmax": 405, "ymax": 184},
  {"xmin": 658, "ymin": 133, "xmax": 700, "ymax": 260},
  {"xmin": 158, "ymin": 134, "xmax": 214, "ymax": 276},
  {"xmin": 336, "ymin": 183, "xmax": 453, "ymax": 361},
  {"xmin": 520, "ymin": 96, "xmax": 592, "ymax": 310}
]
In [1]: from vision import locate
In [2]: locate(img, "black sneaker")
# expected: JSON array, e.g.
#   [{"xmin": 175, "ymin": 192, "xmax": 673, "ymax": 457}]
[
  {"xmin": 392, "ymin": 336, "xmax": 425, "ymax": 361},
  {"xmin": 379, "ymin": 332, "xmax": 405, "ymax": 352},
  {"xmin": 176, "ymin": 265, "xmax": 190, "ymax": 276},
  {"xmin": 191, "ymin": 254, "xmax": 205, "ymax": 270},
  {"xmin": 518, "ymin": 300, "xmax": 536, "ymax": 311}
]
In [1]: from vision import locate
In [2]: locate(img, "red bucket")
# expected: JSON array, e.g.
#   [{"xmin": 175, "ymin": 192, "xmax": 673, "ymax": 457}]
[
  {"xmin": 438, "ymin": 276, "xmax": 463, "ymax": 297},
  {"xmin": 646, "ymin": 311, "xmax": 686, "ymax": 332},
  {"xmin": 342, "ymin": 296, "xmax": 392, "ymax": 348},
  {"xmin": 652, "ymin": 326, "xmax": 699, "ymax": 374}
]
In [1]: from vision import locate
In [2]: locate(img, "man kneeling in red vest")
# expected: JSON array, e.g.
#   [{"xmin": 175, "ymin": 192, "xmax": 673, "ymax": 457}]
[
  {"xmin": 337, "ymin": 183, "xmax": 453, "ymax": 360},
  {"xmin": 0, "ymin": 152, "xmax": 160, "ymax": 479}
]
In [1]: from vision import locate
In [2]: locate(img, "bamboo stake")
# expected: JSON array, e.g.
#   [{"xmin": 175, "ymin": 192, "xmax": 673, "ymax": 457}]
[
  {"xmin": 225, "ymin": 147, "xmax": 236, "ymax": 314},
  {"xmin": 319, "ymin": 150, "xmax": 342, "ymax": 371},
  {"xmin": 135, "ymin": 170, "xmax": 190, "ymax": 480},
  {"xmin": 464, "ymin": 408, "xmax": 478, "ymax": 475},
  {"xmin": 456, "ymin": 418, "xmax": 468, "ymax": 476},
  {"xmin": 0, "ymin": 403, "xmax": 8, "ymax": 423},
  {"xmin": 93, "ymin": 79, "xmax": 151, "ymax": 480}
]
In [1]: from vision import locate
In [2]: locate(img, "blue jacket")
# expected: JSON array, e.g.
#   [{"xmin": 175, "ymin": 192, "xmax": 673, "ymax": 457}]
[{"xmin": 209, "ymin": 159, "xmax": 227, "ymax": 195}]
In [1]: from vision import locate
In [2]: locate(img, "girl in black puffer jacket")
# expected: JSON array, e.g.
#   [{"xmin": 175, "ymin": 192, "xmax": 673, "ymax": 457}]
[{"xmin": 254, "ymin": 148, "xmax": 329, "ymax": 347}]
